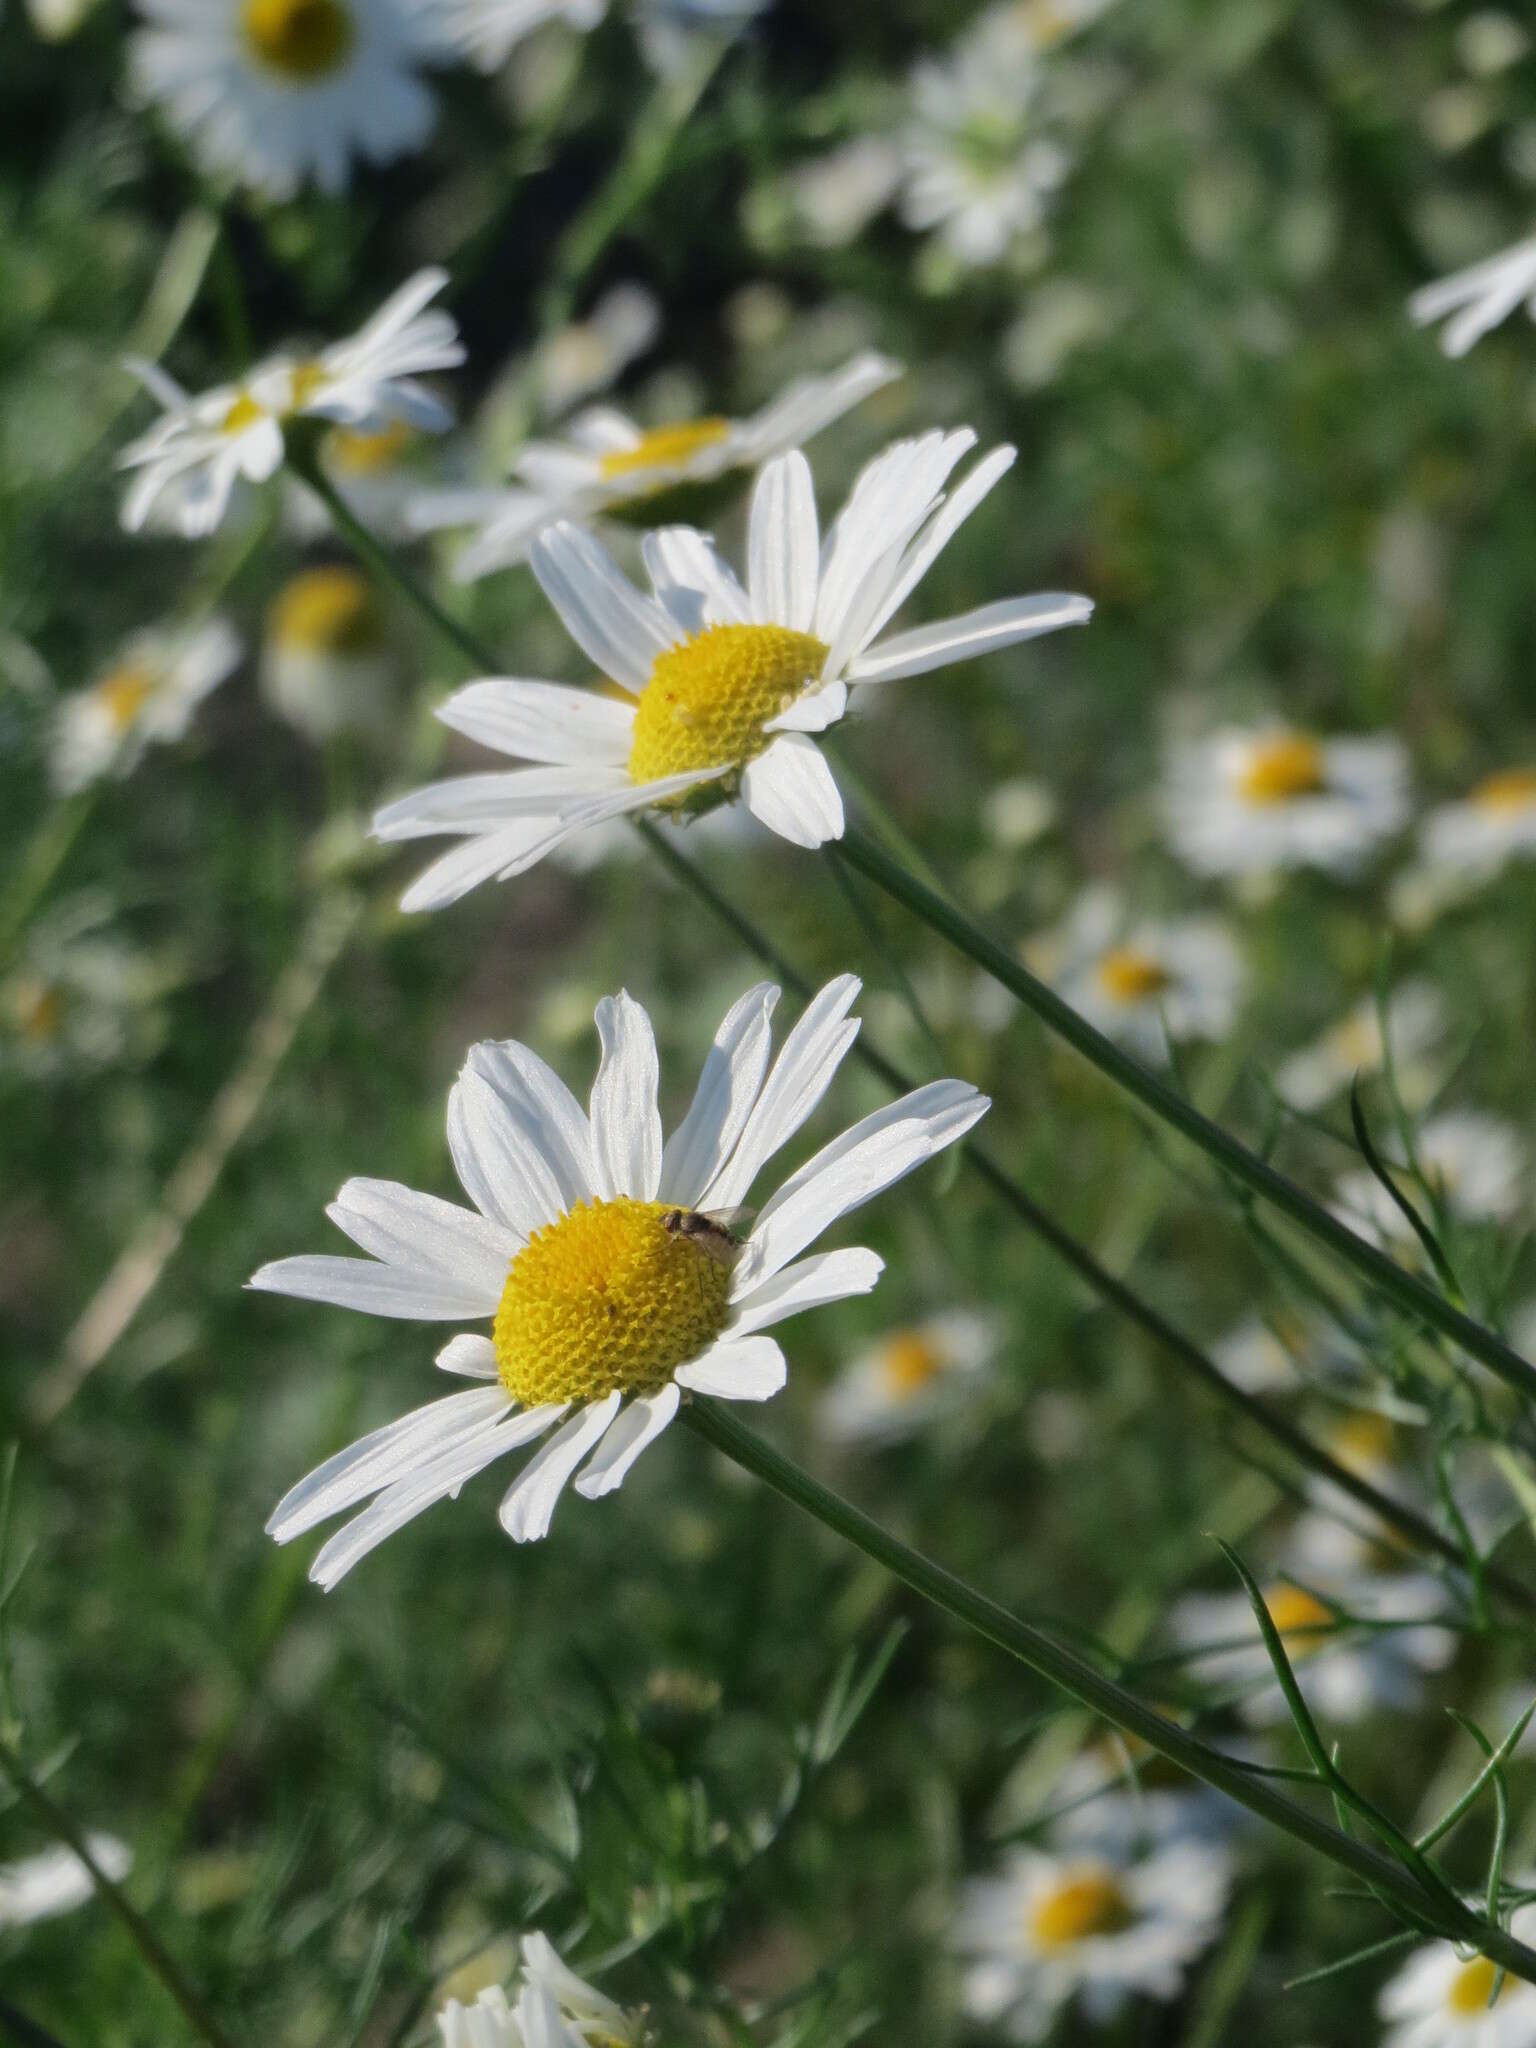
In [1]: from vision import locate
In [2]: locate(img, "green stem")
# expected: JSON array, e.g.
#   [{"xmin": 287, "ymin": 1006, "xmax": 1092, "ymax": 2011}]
[
  {"xmin": 836, "ymin": 824, "xmax": 1536, "ymax": 1403},
  {"xmin": 680, "ymin": 1401, "xmax": 1536, "ymax": 1975},
  {"xmin": 0, "ymin": 1744, "xmax": 238, "ymax": 2048},
  {"xmin": 0, "ymin": 794, "xmax": 97, "ymax": 968}
]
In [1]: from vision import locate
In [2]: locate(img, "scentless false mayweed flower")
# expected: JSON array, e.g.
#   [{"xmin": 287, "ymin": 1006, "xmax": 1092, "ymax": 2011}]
[
  {"xmin": 119, "ymin": 269, "xmax": 463, "ymax": 539},
  {"xmin": 1274, "ymin": 979, "xmax": 1446, "ymax": 1114},
  {"xmin": 434, "ymin": 0, "xmax": 605, "ymax": 73},
  {"xmin": 255, "ymin": 976, "xmax": 987, "ymax": 1586},
  {"xmin": 819, "ymin": 1309, "xmax": 999, "ymax": 1446},
  {"xmin": 375, "ymin": 433, "xmax": 1092, "ymax": 908},
  {"xmin": 1410, "ymin": 232, "xmax": 1536, "ymax": 357},
  {"xmin": 1331, "ymin": 1109, "xmax": 1527, "ymax": 1247},
  {"xmin": 50, "ymin": 617, "xmax": 242, "ymax": 795},
  {"xmin": 438, "ymin": 1932, "xmax": 645, "ymax": 2048},
  {"xmin": 127, "ymin": 0, "xmax": 448, "ymax": 200},
  {"xmin": 259, "ymin": 565, "xmax": 397, "ymax": 743},
  {"xmin": 954, "ymin": 1841, "xmax": 1231, "ymax": 2042},
  {"xmin": 1160, "ymin": 724, "xmax": 1411, "ymax": 880},
  {"xmin": 1419, "ymin": 765, "xmax": 1536, "ymax": 882},
  {"xmin": 442, "ymin": 351, "xmax": 901, "ymax": 578},
  {"xmin": 1378, "ymin": 1904, "xmax": 1536, "ymax": 2048}
]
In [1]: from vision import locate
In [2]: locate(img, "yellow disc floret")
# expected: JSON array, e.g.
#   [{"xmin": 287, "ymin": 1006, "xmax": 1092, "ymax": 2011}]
[
  {"xmin": 1471, "ymin": 767, "xmax": 1536, "ymax": 814},
  {"xmin": 599, "ymin": 418, "xmax": 731, "ymax": 481},
  {"xmin": 494, "ymin": 1198, "xmax": 733, "ymax": 1407},
  {"xmin": 627, "ymin": 624, "xmax": 829, "ymax": 789},
  {"xmin": 880, "ymin": 1330, "xmax": 947, "ymax": 1398},
  {"xmin": 268, "ymin": 566, "xmax": 384, "ymax": 657},
  {"xmin": 1029, "ymin": 1870, "xmax": 1136, "ymax": 1948},
  {"xmin": 1095, "ymin": 946, "xmax": 1172, "ymax": 1005},
  {"xmin": 242, "ymin": 0, "xmax": 355, "ymax": 79},
  {"xmin": 1263, "ymin": 1582, "xmax": 1333, "ymax": 1659},
  {"xmin": 1238, "ymin": 733, "xmax": 1327, "ymax": 806},
  {"xmin": 1447, "ymin": 1956, "xmax": 1508, "ymax": 2015},
  {"xmin": 96, "ymin": 664, "xmax": 157, "ymax": 733}
]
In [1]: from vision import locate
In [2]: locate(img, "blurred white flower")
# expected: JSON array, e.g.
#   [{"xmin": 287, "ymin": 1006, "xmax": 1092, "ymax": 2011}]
[
  {"xmin": 982, "ymin": 775, "xmax": 1058, "ymax": 850},
  {"xmin": 1160, "ymin": 725, "xmax": 1410, "ymax": 880},
  {"xmin": 1275, "ymin": 980, "xmax": 1446, "ymax": 1114},
  {"xmin": 954, "ymin": 1839, "xmax": 1231, "ymax": 2040},
  {"xmin": 1, "ymin": 898, "xmax": 177, "ymax": 1081},
  {"xmin": 26, "ymin": 0, "xmax": 101, "ymax": 36},
  {"xmin": 120, "ymin": 270, "xmax": 462, "ymax": 539},
  {"xmin": 376, "ymin": 433, "xmax": 1090, "ymax": 908},
  {"xmin": 441, "ymin": 351, "xmax": 901, "ymax": 578},
  {"xmin": 438, "ymin": 1931, "xmax": 644, "ymax": 2048},
  {"xmin": 434, "ymin": 0, "xmax": 603, "ymax": 71},
  {"xmin": 0, "ymin": 1836, "xmax": 131, "ymax": 1928},
  {"xmin": 51, "ymin": 617, "xmax": 241, "ymax": 793},
  {"xmin": 1028, "ymin": 883, "xmax": 1244, "ymax": 1060},
  {"xmin": 780, "ymin": 137, "xmax": 904, "ymax": 251},
  {"xmin": 634, "ymin": 0, "xmax": 770, "ymax": 78},
  {"xmin": 128, "ymin": 0, "xmax": 448, "ymax": 200},
  {"xmin": 1378, "ymin": 1907, "xmax": 1536, "ymax": 2048},
  {"xmin": 260, "ymin": 565, "xmax": 396, "ymax": 743},
  {"xmin": 1332, "ymin": 1110, "xmax": 1526, "ymax": 1246},
  {"xmin": 1044, "ymin": 1735, "xmax": 1240, "ymax": 1859},
  {"xmin": 1411, "ymin": 232, "xmax": 1536, "ymax": 356},
  {"xmin": 534, "ymin": 284, "xmax": 662, "ymax": 420},
  {"xmin": 1420, "ymin": 767, "xmax": 1536, "ymax": 883},
  {"xmin": 1209, "ymin": 1308, "xmax": 1356, "ymax": 1397},
  {"xmin": 819, "ymin": 1309, "xmax": 999, "ymax": 1445},
  {"xmin": 257, "ymin": 975, "xmax": 986, "ymax": 1585}
]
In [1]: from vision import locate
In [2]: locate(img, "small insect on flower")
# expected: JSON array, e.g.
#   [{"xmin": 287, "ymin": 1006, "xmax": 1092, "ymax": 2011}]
[
  {"xmin": 51, "ymin": 618, "xmax": 242, "ymax": 794},
  {"xmin": 375, "ymin": 432, "xmax": 1091, "ymax": 907},
  {"xmin": 1378, "ymin": 1906, "xmax": 1536, "ymax": 2048},
  {"xmin": 254, "ymin": 975, "xmax": 987, "ymax": 1586},
  {"xmin": 437, "ymin": 1931, "xmax": 645, "ymax": 2048}
]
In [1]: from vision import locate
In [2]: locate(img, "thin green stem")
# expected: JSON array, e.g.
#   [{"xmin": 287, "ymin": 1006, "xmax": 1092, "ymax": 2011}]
[
  {"xmin": 0, "ymin": 794, "xmax": 97, "ymax": 968},
  {"xmin": 836, "ymin": 823, "xmax": 1536, "ymax": 1402},
  {"xmin": 680, "ymin": 1401, "xmax": 1536, "ymax": 1977},
  {"xmin": 0, "ymin": 1743, "xmax": 238, "ymax": 2048}
]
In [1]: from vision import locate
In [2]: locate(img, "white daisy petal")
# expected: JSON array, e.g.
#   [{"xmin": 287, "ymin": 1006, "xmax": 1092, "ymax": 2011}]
[
  {"xmin": 399, "ymin": 819, "xmax": 579, "ymax": 913},
  {"xmin": 573, "ymin": 1382, "xmax": 680, "ymax": 1498},
  {"xmin": 267, "ymin": 1385, "xmax": 510, "ymax": 1543},
  {"xmin": 643, "ymin": 526, "xmax": 752, "ymax": 628},
  {"xmin": 436, "ymin": 677, "xmax": 636, "ymax": 764},
  {"xmin": 249, "ymin": 1255, "xmax": 497, "ymax": 1322},
  {"xmin": 849, "ymin": 594, "xmax": 1094, "ymax": 684},
  {"xmin": 764, "ymin": 678, "xmax": 847, "ymax": 734},
  {"xmin": 498, "ymin": 1393, "xmax": 623, "ymax": 1542},
  {"xmin": 727, "ymin": 1245, "xmax": 885, "ymax": 1329},
  {"xmin": 860, "ymin": 444, "xmax": 1018, "ymax": 646},
  {"xmin": 675, "ymin": 1333, "xmax": 787, "ymax": 1400},
  {"xmin": 658, "ymin": 981, "xmax": 781, "ymax": 1205},
  {"xmin": 373, "ymin": 767, "xmax": 632, "ymax": 840},
  {"xmin": 447, "ymin": 1070, "xmax": 564, "ymax": 1242},
  {"xmin": 436, "ymin": 1334, "xmax": 500, "ymax": 1379},
  {"xmin": 326, "ymin": 1177, "xmax": 518, "ymax": 1294},
  {"xmin": 530, "ymin": 523, "xmax": 678, "ymax": 690},
  {"xmin": 702, "ymin": 973, "xmax": 862, "ymax": 1211},
  {"xmin": 466, "ymin": 1038, "xmax": 595, "ymax": 1211},
  {"xmin": 741, "ymin": 733, "xmax": 846, "ymax": 847},
  {"xmin": 589, "ymin": 990, "xmax": 664, "ymax": 1201},
  {"xmin": 748, "ymin": 451, "xmax": 820, "ymax": 632}
]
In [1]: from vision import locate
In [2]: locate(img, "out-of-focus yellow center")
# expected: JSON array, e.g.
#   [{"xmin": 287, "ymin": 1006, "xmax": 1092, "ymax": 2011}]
[
  {"xmin": 880, "ymin": 1331, "xmax": 947, "ymax": 1398},
  {"xmin": 1447, "ymin": 1956, "xmax": 1508, "ymax": 2015},
  {"xmin": 493, "ymin": 1198, "xmax": 733, "ymax": 1407},
  {"xmin": 325, "ymin": 419, "xmax": 414, "ymax": 475},
  {"xmin": 1470, "ymin": 767, "xmax": 1536, "ymax": 815},
  {"xmin": 627, "ymin": 625, "xmax": 829, "ymax": 790},
  {"xmin": 1029, "ymin": 1870, "xmax": 1135, "ymax": 1948},
  {"xmin": 97, "ymin": 664, "xmax": 156, "ymax": 732},
  {"xmin": 1329, "ymin": 1409, "xmax": 1394, "ymax": 1473},
  {"xmin": 242, "ymin": 0, "xmax": 355, "ymax": 78},
  {"xmin": 9, "ymin": 977, "xmax": 64, "ymax": 1045},
  {"xmin": 1264, "ymin": 1582, "xmax": 1333, "ymax": 1658},
  {"xmin": 269, "ymin": 566, "xmax": 383, "ymax": 657},
  {"xmin": 222, "ymin": 391, "xmax": 266, "ymax": 435},
  {"xmin": 1014, "ymin": 0, "xmax": 1074, "ymax": 47},
  {"xmin": 1238, "ymin": 733, "xmax": 1326, "ymax": 806},
  {"xmin": 1095, "ymin": 946, "xmax": 1171, "ymax": 1005},
  {"xmin": 598, "ymin": 418, "xmax": 731, "ymax": 482}
]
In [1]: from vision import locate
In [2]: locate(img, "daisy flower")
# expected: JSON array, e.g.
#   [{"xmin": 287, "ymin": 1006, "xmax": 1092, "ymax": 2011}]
[
  {"xmin": 1379, "ymin": 1909, "xmax": 1536, "ymax": 2048},
  {"xmin": 1028, "ymin": 883, "xmax": 1244, "ymax": 1060},
  {"xmin": 438, "ymin": 1931, "xmax": 644, "ymax": 2048},
  {"xmin": 0, "ymin": 1836, "xmax": 132, "ymax": 1929},
  {"xmin": 255, "ymin": 975, "xmax": 987, "ymax": 1586},
  {"xmin": 1331, "ymin": 1109, "xmax": 1526, "ymax": 1246},
  {"xmin": 1, "ymin": 897, "xmax": 175, "ymax": 1082},
  {"xmin": 1275, "ymin": 979, "xmax": 1445, "ymax": 1114},
  {"xmin": 818, "ymin": 1308, "xmax": 999, "ymax": 1446},
  {"xmin": 954, "ymin": 1840, "xmax": 1231, "ymax": 2041},
  {"xmin": 127, "ymin": 0, "xmax": 446, "ymax": 201},
  {"xmin": 1170, "ymin": 1568, "xmax": 1455, "ymax": 1728},
  {"xmin": 119, "ymin": 269, "xmax": 462, "ymax": 539},
  {"xmin": 1160, "ymin": 724, "xmax": 1411, "ymax": 880},
  {"xmin": 444, "ymin": 351, "xmax": 902, "ymax": 579},
  {"xmin": 51, "ymin": 617, "xmax": 241, "ymax": 794},
  {"xmin": 1040, "ymin": 1731, "xmax": 1239, "ymax": 1858},
  {"xmin": 1411, "ymin": 232, "xmax": 1536, "ymax": 356},
  {"xmin": 1420, "ymin": 766, "xmax": 1536, "ymax": 883},
  {"xmin": 435, "ymin": 0, "xmax": 603, "ymax": 72},
  {"xmin": 1208, "ymin": 1307, "xmax": 1356, "ymax": 1397},
  {"xmin": 259, "ymin": 565, "xmax": 396, "ymax": 743},
  {"xmin": 376, "ymin": 433, "xmax": 1092, "ymax": 907}
]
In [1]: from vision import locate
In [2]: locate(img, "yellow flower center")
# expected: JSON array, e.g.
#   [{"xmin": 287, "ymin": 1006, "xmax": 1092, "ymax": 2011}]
[
  {"xmin": 1095, "ymin": 946, "xmax": 1171, "ymax": 1005},
  {"xmin": 598, "ymin": 418, "xmax": 731, "ymax": 482},
  {"xmin": 268, "ymin": 566, "xmax": 383, "ymax": 657},
  {"xmin": 879, "ymin": 1331, "xmax": 947, "ymax": 1398},
  {"xmin": 1264, "ymin": 1582, "xmax": 1333, "ymax": 1659},
  {"xmin": 1328, "ymin": 1410, "xmax": 1394, "ymax": 1473},
  {"xmin": 9, "ymin": 977, "xmax": 64, "ymax": 1045},
  {"xmin": 325, "ymin": 419, "xmax": 414, "ymax": 475},
  {"xmin": 1470, "ymin": 767, "xmax": 1536, "ymax": 815},
  {"xmin": 242, "ymin": 0, "xmax": 355, "ymax": 79},
  {"xmin": 1447, "ymin": 1957, "xmax": 1509, "ymax": 2015},
  {"xmin": 627, "ymin": 624, "xmax": 829, "ymax": 790},
  {"xmin": 493, "ymin": 1198, "xmax": 733, "ymax": 1407},
  {"xmin": 1237, "ymin": 733, "xmax": 1327, "ymax": 806},
  {"xmin": 222, "ymin": 391, "xmax": 266, "ymax": 435},
  {"xmin": 96, "ymin": 663, "xmax": 156, "ymax": 732},
  {"xmin": 1029, "ymin": 1871, "xmax": 1136, "ymax": 1948}
]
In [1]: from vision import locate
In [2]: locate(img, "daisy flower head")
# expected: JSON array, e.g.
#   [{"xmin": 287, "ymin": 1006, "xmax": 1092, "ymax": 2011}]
[
  {"xmin": 434, "ymin": 0, "xmax": 604, "ymax": 73},
  {"xmin": 260, "ymin": 565, "xmax": 397, "ymax": 743},
  {"xmin": 954, "ymin": 1840, "xmax": 1231, "ymax": 2041},
  {"xmin": 51, "ymin": 616, "xmax": 241, "ymax": 794},
  {"xmin": 1042, "ymin": 1730, "xmax": 1238, "ymax": 1859},
  {"xmin": 438, "ymin": 1932, "xmax": 644, "ymax": 2048},
  {"xmin": 447, "ymin": 350, "xmax": 902, "ymax": 579},
  {"xmin": 1208, "ymin": 1307, "xmax": 1356, "ymax": 1397},
  {"xmin": 1411, "ymin": 232, "xmax": 1536, "ymax": 357},
  {"xmin": 1160, "ymin": 724, "xmax": 1411, "ymax": 881},
  {"xmin": 1420, "ymin": 765, "xmax": 1536, "ymax": 884},
  {"xmin": 1275, "ymin": 979, "xmax": 1445, "ymax": 1114},
  {"xmin": 1029, "ymin": 883, "xmax": 1244, "ymax": 1060},
  {"xmin": 127, "ymin": 0, "xmax": 447, "ymax": 200},
  {"xmin": 120, "ymin": 269, "xmax": 462, "ymax": 539},
  {"xmin": 1332, "ymin": 1109, "xmax": 1526, "ymax": 1248},
  {"xmin": 819, "ymin": 1308, "xmax": 999, "ymax": 1447},
  {"xmin": 376, "ymin": 432, "xmax": 1093, "ymax": 909},
  {"xmin": 255, "ymin": 975, "xmax": 988, "ymax": 1586},
  {"xmin": 0, "ymin": 1836, "xmax": 131, "ymax": 1929},
  {"xmin": 1379, "ymin": 1909, "xmax": 1536, "ymax": 2048},
  {"xmin": 1, "ymin": 897, "xmax": 174, "ymax": 1082}
]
